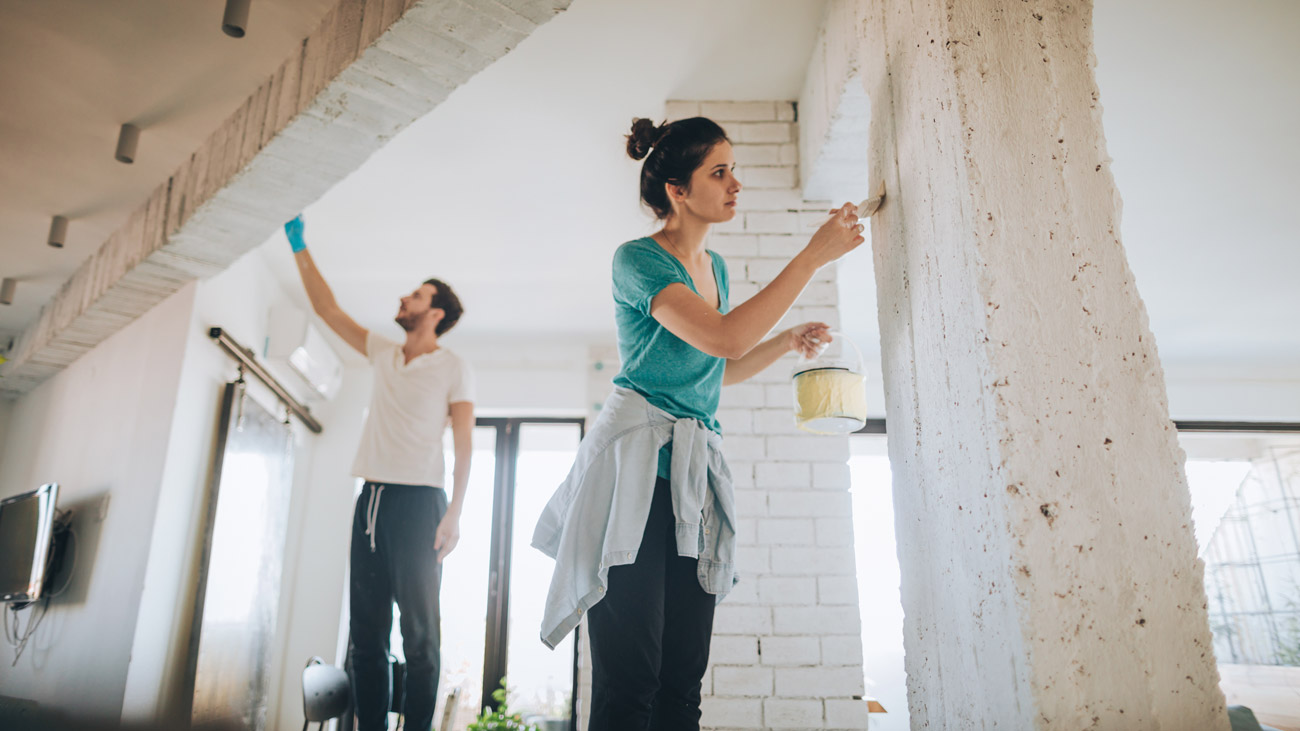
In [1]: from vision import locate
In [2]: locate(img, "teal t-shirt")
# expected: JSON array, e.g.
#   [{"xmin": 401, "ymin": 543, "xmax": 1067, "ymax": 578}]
[{"xmin": 611, "ymin": 237, "xmax": 731, "ymax": 478}]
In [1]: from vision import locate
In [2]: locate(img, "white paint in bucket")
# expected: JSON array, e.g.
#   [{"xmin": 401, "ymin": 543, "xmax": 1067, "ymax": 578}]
[{"xmin": 792, "ymin": 331, "xmax": 867, "ymax": 434}]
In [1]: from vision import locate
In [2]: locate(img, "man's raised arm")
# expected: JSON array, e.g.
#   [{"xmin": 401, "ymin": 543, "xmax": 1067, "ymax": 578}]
[{"xmin": 285, "ymin": 215, "xmax": 368, "ymax": 355}]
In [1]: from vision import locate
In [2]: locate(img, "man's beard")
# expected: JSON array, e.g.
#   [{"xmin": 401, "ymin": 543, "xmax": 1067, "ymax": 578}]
[{"xmin": 395, "ymin": 312, "xmax": 418, "ymax": 332}]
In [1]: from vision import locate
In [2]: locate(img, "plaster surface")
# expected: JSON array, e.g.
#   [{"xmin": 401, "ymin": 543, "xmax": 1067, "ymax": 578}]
[{"xmin": 858, "ymin": 0, "xmax": 1229, "ymax": 726}]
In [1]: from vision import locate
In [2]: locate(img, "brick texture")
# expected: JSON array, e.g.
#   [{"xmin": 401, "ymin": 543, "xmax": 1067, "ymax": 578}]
[
  {"xmin": 694, "ymin": 101, "xmax": 867, "ymax": 731},
  {"xmin": 570, "ymin": 102, "xmax": 866, "ymax": 731}
]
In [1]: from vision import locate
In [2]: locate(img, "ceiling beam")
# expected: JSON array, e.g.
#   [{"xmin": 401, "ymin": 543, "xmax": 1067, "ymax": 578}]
[{"xmin": 0, "ymin": 0, "xmax": 571, "ymax": 397}]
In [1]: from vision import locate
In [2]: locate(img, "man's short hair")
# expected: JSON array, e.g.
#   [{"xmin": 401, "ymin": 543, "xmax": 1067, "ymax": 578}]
[{"xmin": 424, "ymin": 278, "xmax": 463, "ymax": 336}]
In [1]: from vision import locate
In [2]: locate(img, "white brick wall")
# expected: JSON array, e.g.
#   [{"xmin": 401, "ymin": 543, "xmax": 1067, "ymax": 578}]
[
  {"xmin": 684, "ymin": 100, "xmax": 868, "ymax": 731},
  {"xmin": 570, "ymin": 103, "xmax": 868, "ymax": 731}
]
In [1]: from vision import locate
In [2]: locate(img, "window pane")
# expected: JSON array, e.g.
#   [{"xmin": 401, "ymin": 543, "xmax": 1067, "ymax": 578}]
[
  {"xmin": 506, "ymin": 422, "xmax": 582, "ymax": 726},
  {"xmin": 849, "ymin": 443, "xmax": 909, "ymax": 731},
  {"xmin": 1194, "ymin": 442, "xmax": 1300, "ymax": 668}
]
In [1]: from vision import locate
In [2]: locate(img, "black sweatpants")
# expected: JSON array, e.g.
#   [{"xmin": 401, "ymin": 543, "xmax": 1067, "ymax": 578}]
[
  {"xmin": 587, "ymin": 477, "xmax": 717, "ymax": 731},
  {"xmin": 349, "ymin": 482, "xmax": 447, "ymax": 731}
]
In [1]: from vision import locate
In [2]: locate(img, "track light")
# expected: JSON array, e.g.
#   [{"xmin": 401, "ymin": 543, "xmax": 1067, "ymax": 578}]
[
  {"xmin": 48, "ymin": 216, "xmax": 68, "ymax": 248},
  {"xmin": 222, "ymin": 0, "xmax": 250, "ymax": 38},
  {"xmin": 115, "ymin": 124, "xmax": 140, "ymax": 164},
  {"xmin": 0, "ymin": 279, "xmax": 16, "ymax": 306}
]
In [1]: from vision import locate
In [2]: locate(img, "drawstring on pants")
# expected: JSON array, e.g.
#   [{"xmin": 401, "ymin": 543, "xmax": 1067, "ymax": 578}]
[{"xmin": 364, "ymin": 484, "xmax": 385, "ymax": 552}]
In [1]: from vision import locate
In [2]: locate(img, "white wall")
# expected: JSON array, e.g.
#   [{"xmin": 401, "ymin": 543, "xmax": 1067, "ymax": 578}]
[
  {"xmin": 0, "ymin": 241, "xmax": 381, "ymax": 727},
  {"xmin": 0, "ymin": 282, "xmax": 194, "ymax": 720},
  {"xmin": 1164, "ymin": 365, "xmax": 1300, "ymax": 422},
  {"xmin": 118, "ymin": 245, "xmax": 359, "ymax": 723},
  {"xmin": 101, "ymin": 245, "xmax": 379, "ymax": 728},
  {"xmin": 453, "ymin": 337, "xmax": 589, "ymax": 416},
  {"xmin": 270, "ymin": 360, "xmax": 372, "ymax": 731}
]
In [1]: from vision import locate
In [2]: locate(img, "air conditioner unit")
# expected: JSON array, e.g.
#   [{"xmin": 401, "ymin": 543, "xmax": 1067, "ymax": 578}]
[{"xmin": 266, "ymin": 305, "xmax": 343, "ymax": 401}]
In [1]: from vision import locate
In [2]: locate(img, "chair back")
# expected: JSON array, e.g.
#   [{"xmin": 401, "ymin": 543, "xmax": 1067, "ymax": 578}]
[{"xmin": 302, "ymin": 656, "xmax": 350, "ymax": 722}]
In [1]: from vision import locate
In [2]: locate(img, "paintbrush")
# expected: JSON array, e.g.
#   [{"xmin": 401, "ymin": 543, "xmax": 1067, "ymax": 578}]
[{"xmin": 856, "ymin": 180, "xmax": 887, "ymax": 219}]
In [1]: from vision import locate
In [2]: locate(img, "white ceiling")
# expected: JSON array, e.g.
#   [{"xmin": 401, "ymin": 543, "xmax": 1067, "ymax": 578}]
[
  {"xmin": 268, "ymin": 0, "xmax": 1300, "ymax": 369},
  {"xmin": 257, "ymin": 0, "xmax": 827, "ymax": 352},
  {"xmin": 3, "ymin": 0, "xmax": 1297, "ymax": 374}
]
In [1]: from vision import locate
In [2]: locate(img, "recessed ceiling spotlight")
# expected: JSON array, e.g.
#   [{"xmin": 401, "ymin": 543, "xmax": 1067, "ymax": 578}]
[
  {"xmin": 48, "ymin": 216, "xmax": 68, "ymax": 248},
  {"xmin": 115, "ymin": 123, "xmax": 140, "ymax": 164},
  {"xmin": 223, "ymin": 0, "xmax": 250, "ymax": 38}
]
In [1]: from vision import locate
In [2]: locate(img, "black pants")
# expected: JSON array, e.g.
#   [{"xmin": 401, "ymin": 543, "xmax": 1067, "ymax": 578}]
[
  {"xmin": 587, "ymin": 477, "xmax": 717, "ymax": 731},
  {"xmin": 350, "ymin": 483, "xmax": 447, "ymax": 731}
]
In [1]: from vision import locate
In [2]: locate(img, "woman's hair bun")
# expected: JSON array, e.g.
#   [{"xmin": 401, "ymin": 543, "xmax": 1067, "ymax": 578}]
[{"xmin": 626, "ymin": 117, "xmax": 668, "ymax": 161}]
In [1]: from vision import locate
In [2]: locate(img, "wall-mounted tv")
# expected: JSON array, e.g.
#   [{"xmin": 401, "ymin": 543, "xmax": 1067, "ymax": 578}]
[{"xmin": 0, "ymin": 483, "xmax": 60, "ymax": 603}]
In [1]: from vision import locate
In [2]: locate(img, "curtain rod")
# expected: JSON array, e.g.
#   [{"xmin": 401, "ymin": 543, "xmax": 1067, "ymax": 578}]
[{"xmin": 208, "ymin": 327, "xmax": 322, "ymax": 434}]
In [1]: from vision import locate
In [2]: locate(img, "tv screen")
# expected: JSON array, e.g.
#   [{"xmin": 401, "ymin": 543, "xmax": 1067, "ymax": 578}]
[{"xmin": 0, "ymin": 483, "xmax": 59, "ymax": 603}]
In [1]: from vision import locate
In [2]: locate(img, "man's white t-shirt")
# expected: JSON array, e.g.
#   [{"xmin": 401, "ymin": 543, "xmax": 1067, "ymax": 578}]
[{"xmin": 351, "ymin": 332, "xmax": 475, "ymax": 487}]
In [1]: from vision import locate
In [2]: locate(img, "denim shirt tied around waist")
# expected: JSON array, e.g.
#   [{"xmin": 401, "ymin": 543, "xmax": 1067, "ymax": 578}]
[{"xmin": 531, "ymin": 386, "xmax": 738, "ymax": 649}]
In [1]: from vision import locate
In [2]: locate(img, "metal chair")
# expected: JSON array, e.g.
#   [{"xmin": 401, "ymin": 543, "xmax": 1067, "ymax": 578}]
[{"xmin": 302, "ymin": 656, "xmax": 350, "ymax": 731}]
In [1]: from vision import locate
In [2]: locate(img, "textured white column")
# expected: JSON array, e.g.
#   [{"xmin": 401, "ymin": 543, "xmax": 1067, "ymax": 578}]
[{"xmin": 855, "ymin": 0, "xmax": 1229, "ymax": 728}]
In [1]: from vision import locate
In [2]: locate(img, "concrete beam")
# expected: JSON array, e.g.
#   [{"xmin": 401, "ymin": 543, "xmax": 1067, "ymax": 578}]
[{"xmin": 0, "ymin": 0, "xmax": 571, "ymax": 397}]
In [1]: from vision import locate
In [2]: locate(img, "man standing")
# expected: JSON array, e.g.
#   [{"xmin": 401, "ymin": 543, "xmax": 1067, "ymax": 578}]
[{"xmin": 285, "ymin": 215, "xmax": 474, "ymax": 731}]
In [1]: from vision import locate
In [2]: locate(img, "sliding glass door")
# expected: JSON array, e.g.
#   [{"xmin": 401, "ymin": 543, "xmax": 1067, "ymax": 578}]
[
  {"xmin": 360, "ymin": 417, "xmax": 583, "ymax": 731},
  {"xmin": 502, "ymin": 422, "xmax": 583, "ymax": 728},
  {"xmin": 478, "ymin": 418, "xmax": 584, "ymax": 730}
]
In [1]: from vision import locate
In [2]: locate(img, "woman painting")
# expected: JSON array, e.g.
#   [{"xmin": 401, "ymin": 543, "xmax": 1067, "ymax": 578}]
[{"xmin": 533, "ymin": 116, "xmax": 864, "ymax": 730}]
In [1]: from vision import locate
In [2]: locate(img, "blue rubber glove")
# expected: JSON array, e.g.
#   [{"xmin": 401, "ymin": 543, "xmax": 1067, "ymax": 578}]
[{"xmin": 284, "ymin": 215, "xmax": 306, "ymax": 253}]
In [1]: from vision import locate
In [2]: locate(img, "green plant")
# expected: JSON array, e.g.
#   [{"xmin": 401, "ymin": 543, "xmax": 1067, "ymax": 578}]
[
  {"xmin": 466, "ymin": 680, "xmax": 539, "ymax": 731},
  {"xmin": 1275, "ymin": 590, "xmax": 1300, "ymax": 666}
]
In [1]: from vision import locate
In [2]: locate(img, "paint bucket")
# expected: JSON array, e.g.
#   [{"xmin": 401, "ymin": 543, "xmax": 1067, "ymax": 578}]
[{"xmin": 792, "ymin": 332, "xmax": 867, "ymax": 434}]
